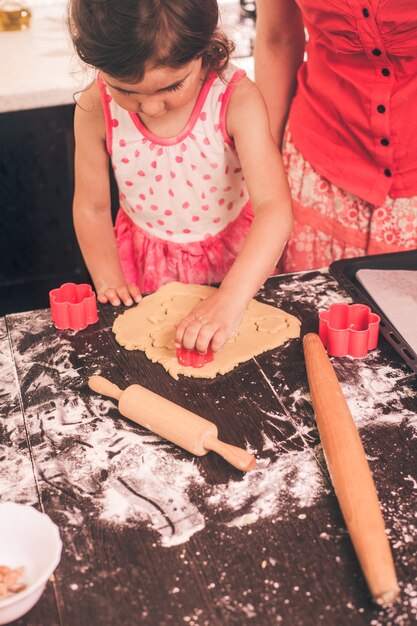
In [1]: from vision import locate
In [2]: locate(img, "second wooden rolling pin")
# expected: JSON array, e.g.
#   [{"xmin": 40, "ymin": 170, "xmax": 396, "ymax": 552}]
[
  {"xmin": 88, "ymin": 375, "xmax": 256, "ymax": 472},
  {"xmin": 303, "ymin": 333, "xmax": 399, "ymax": 607}
]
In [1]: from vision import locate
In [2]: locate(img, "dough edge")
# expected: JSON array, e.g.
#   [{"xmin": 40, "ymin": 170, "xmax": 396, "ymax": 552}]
[{"xmin": 112, "ymin": 282, "xmax": 301, "ymax": 379}]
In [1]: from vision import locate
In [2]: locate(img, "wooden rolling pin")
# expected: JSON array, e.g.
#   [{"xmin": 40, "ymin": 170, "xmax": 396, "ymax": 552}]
[
  {"xmin": 303, "ymin": 333, "xmax": 399, "ymax": 607},
  {"xmin": 88, "ymin": 375, "xmax": 256, "ymax": 472}
]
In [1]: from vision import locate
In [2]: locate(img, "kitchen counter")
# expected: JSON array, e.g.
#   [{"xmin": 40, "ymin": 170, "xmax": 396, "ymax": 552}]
[
  {"xmin": 0, "ymin": 2, "xmax": 254, "ymax": 113},
  {"xmin": 0, "ymin": 5, "xmax": 84, "ymax": 113},
  {"xmin": 1, "ymin": 270, "xmax": 416, "ymax": 625}
]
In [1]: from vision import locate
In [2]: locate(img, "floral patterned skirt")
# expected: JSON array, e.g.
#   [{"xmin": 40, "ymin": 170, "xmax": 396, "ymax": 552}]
[{"xmin": 281, "ymin": 130, "xmax": 417, "ymax": 273}]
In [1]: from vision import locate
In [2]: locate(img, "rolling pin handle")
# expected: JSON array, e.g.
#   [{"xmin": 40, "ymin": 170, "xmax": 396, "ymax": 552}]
[
  {"xmin": 203, "ymin": 434, "xmax": 256, "ymax": 472},
  {"xmin": 88, "ymin": 375, "xmax": 123, "ymax": 401}
]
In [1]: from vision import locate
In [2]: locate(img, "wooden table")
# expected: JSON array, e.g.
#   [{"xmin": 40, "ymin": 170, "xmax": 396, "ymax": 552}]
[{"xmin": 1, "ymin": 271, "xmax": 416, "ymax": 626}]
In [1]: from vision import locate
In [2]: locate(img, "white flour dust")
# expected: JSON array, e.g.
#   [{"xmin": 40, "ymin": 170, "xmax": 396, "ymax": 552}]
[
  {"xmin": 333, "ymin": 353, "xmax": 417, "ymax": 434},
  {"xmin": 0, "ymin": 320, "xmax": 38, "ymax": 505},
  {"xmin": 209, "ymin": 442, "xmax": 322, "ymax": 528},
  {"xmin": 260, "ymin": 269, "xmax": 350, "ymax": 313},
  {"xmin": 3, "ymin": 311, "xmax": 324, "ymax": 548},
  {"xmin": 4, "ymin": 284, "xmax": 415, "ymax": 557}
]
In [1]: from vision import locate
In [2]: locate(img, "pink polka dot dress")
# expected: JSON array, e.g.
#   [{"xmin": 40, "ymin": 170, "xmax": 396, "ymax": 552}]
[{"xmin": 98, "ymin": 66, "xmax": 253, "ymax": 294}]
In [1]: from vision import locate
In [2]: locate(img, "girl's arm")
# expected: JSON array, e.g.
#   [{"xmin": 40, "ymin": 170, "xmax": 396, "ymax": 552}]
[
  {"xmin": 175, "ymin": 76, "xmax": 294, "ymax": 353},
  {"xmin": 73, "ymin": 81, "xmax": 141, "ymax": 306},
  {"xmin": 255, "ymin": 0, "xmax": 305, "ymax": 146}
]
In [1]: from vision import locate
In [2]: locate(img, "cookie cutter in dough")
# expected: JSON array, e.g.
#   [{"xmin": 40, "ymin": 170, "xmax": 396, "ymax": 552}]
[
  {"xmin": 49, "ymin": 283, "xmax": 98, "ymax": 331},
  {"xmin": 318, "ymin": 303, "xmax": 380, "ymax": 358},
  {"xmin": 176, "ymin": 346, "xmax": 214, "ymax": 368}
]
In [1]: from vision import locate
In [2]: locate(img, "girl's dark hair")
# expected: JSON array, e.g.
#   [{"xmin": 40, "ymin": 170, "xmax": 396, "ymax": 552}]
[{"xmin": 68, "ymin": 0, "xmax": 235, "ymax": 82}]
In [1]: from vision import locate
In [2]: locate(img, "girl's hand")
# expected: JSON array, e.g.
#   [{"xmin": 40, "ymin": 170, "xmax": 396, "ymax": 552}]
[
  {"xmin": 97, "ymin": 283, "xmax": 142, "ymax": 307},
  {"xmin": 175, "ymin": 291, "xmax": 247, "ymax": 354}
]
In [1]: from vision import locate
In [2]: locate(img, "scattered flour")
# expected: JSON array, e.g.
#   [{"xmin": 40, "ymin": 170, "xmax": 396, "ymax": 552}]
[
  {"xmin": 2, "ymin": 271, "xmax": 416, "ymax": 624},
  {"xmin": 2, "ymin": 310, "xmax": 324, "ymax": 549},
  {"xmin": 0, "ymin": 319, "xmax": 38, "ymax": 504}
]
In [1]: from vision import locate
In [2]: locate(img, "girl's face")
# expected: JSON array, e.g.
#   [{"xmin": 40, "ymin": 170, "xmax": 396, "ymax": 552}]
[{"xmin": 102, "ymin": 58, "xmax": 204, "ymax": 120}]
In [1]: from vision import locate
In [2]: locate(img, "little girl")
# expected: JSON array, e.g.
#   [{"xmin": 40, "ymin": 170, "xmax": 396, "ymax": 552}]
[{"xmin": 69, "ymin": 0, "xmax": 293, "ymax": 354}]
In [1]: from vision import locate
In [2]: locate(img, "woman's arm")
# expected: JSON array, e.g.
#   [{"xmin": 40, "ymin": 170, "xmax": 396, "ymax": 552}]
[
  {"xmin": 73, "ymin": 81, "xmax": 141, "ymax": 306},
  {"xmin": 220, "ymin": 77, "xmax": 293, "ymax": 306},
  {"xmin": 175, "ymin": 77, "xmax": 294, "ymax": 353},
  {"xmin": 255, "ymin": 0, "xmax": 305, "ymax": 146}
]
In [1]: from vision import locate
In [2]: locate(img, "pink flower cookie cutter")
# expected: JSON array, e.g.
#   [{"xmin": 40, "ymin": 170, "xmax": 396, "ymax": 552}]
[
  {"xmin": 49, "ymin": 283, "xmax": 98, "ymax": 331},
  {"xmin": 176, "ymin": 346, "xmax": 214, "ymax": 368},
  {"xmin": 319, "ymin": 303, "xmax": 380, "ymax": 358}
]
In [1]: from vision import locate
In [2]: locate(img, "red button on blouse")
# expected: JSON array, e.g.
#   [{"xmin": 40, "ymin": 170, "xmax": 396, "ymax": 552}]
[{"xmin": 288, "ymin": 0, "xmax": 417, "ymax": 205}]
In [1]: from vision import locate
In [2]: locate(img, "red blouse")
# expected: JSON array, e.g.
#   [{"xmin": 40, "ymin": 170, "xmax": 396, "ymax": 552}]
[{"xmin": 288, "ymin": 0, "xmax": 417, "ymax": 205}]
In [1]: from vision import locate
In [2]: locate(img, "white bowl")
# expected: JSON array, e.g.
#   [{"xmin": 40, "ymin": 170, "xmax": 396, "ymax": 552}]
[{"xmin": 0, "ymin": 502, "xmax": 62, "ymax": 625}]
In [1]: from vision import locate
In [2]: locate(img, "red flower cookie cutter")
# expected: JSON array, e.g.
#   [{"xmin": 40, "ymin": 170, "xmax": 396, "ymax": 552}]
[
  {"xmin": 176, "ymin": 346, "xmax": 214, "ymax": 368},
  {"xmin": 319, "ymin": 303, "xmax": 380, "ymax": 357},
  {"xmin": 49, "ymin": 283, "xmax": 98, "ymax": 331}
]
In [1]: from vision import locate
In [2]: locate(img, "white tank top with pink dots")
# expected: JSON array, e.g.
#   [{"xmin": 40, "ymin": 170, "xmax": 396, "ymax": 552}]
[{"xmin": 98, "ymin": 65, "xmax": 250, "ymax": 244}]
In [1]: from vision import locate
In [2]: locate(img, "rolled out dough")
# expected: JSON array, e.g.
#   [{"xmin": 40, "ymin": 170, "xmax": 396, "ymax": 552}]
[{"xmin": 112, "ymin": 282, "xmax": 300, "ymax": 379}]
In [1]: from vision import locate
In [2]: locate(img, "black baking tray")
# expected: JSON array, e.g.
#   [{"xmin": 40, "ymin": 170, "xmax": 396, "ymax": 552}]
[{"xmin": 329, "ymin": 250, "xmax": 417, "ymax": 374}]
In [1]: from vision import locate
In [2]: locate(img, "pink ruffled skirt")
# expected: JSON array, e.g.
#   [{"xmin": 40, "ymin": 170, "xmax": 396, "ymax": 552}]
[{"xmin": 115, "ymin": 202, "xmax": 254, "ymax": 293}]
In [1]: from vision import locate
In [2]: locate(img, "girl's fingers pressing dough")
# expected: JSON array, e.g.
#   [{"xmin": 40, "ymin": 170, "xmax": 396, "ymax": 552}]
[
  {"xmin": 178, "ymin": 317, "xmax": 220, "ymax": 354},
  {"xmin": 175, "ymin": 313, "xmax": 197, "ymax": 348},
  {"xmin": 177, "ymin": 317, "xmax": 203, "ymax": 351},
  {"xmin": 176, "ymin": 316, "xmax": 214, "ymax": 353},
  {"xmin": 194, "ymin": 322, "xmax": 217, "ymax": 354},
  {"xmin": 210, "ymin": 328, "xmax": 229, "ymax": 353}
]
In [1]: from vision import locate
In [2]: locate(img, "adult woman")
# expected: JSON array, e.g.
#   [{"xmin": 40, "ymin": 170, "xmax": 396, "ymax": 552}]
[{"xmin": 255, "ymin": 0, "xmax": 417, "ymax": 271}]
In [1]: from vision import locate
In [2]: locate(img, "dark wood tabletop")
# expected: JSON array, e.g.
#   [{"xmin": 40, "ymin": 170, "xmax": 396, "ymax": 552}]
[{"xmin": 1, "ymin": 270, "xmax": 416, "ymax": 626}]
